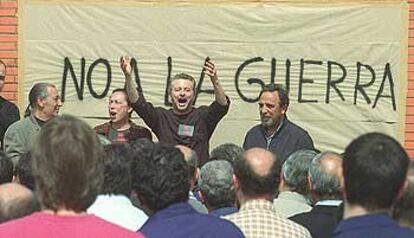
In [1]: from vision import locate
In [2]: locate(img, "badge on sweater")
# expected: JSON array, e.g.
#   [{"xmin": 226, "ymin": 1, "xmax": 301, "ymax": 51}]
[{"xmin": 178, "ymin": 124, "xmax": 194, "ymax": 137}]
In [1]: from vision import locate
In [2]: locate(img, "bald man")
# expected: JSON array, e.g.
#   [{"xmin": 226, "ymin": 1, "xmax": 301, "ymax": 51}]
[
  {"xmin": 290, "ymin": 151, "xmax": 344, "ymax": 238},
  {"xmin": 0, "ymin": 183, "xmax": 39, "ymax": 223},
  {"xmin": 224, "ymin": 148, "xmax": 311, "ymax": 238},
  {"xmin": 0, "ymin": 60, "xmax": 19, "ymax": 149}
]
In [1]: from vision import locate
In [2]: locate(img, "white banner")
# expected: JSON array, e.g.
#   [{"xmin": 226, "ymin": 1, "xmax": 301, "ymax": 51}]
[{"xmin": 20, "ymin": 0, "xmax": 408, "ymax": 152}]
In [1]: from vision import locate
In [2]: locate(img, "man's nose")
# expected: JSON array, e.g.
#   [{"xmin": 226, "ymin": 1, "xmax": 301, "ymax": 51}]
[{"xmin": 57, "ymin": 98, "xmax": 63, "ymax": 107}]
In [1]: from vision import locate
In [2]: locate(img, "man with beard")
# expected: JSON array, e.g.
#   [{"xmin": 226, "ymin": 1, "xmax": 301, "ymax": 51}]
[
  {"xmin": 120, "ymin": 56, "xmax": 229, "ymax": 166},
  {"xmin": 94, "ymin": 88, "xmax": 152, "ymax": 144},
  {"xmin": 243, "ymin": 83, "xmax": 314, "ymax": 164}
]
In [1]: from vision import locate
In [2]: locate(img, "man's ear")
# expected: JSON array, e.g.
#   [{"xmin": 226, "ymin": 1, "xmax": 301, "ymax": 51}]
[
  {"xmin": 37, "ymin": 97, "xmax": 45, "ymax": 108},
  {"xmin": 396, "ymin": 179, "xmax": 409, "ymax": 201},
  {"xmin": 278, "ymin": 173, "xmax": 285, "ymax": 191},
  {"xmin": 233, "ymin": 174, "xmax": 240, "ymax": 191}
]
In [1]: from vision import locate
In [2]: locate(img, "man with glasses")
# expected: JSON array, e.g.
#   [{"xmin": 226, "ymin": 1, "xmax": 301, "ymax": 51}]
[
  {"xmin": 243, "ymin": 83, "xmax": 314, "ymax": 164},
  {"xmin": 0, "ymin": 60, "xmax": 19, "ymax": 150}
]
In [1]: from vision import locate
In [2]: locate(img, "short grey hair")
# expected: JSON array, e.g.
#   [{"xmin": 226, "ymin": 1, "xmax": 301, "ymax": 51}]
[
  {"xmin": 210, "ymin": 143, "xmax": 244, "ymax": 166},
  {"xmin": 199, "ymin": 160, "xmax": 235, "ymax": 209},
  {"xmin": 308, "ymin": 151, "xmax": 342, "ymax": 199},
  {"xmin": 282, "ymin": 149, "xmax": 317, "ymax": 195}
]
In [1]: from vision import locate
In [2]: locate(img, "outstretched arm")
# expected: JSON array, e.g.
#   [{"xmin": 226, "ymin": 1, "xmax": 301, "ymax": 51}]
[
  {"xmin": 120, "ymin": 56, "xmax": 140, "ymax": 103},
  {"xmin": 204, "ymin": 60, "xmax": 228, "ymax": 106}
]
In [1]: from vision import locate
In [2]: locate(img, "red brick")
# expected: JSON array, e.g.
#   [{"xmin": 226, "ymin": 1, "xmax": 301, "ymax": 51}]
[
  {"xmin": 0, "ymin": 58, "xmax": 16, "ymax": 67},
  {"xmin": 0, "ymin": 42, "xmax": 15, "ymax": 50},
  {"xmin": 0, "ymin": 25, "xmax": 16, "ymax": 33},
  {"xmin": 0, "ymin": 51, "xmax": 17, "ymax": 58},
  {"xmin": 407, "ymin": 107, "xmax": 414, "ymax": 115},
  {"xmin": 0, "ymin": 1, "xmax": 17, "ymax": 8},
  {"xmin": 1, "ymin": 92, "xmax": 16, "ymax": 101},
  {"xmin": 2, "ymin": 82, "xmax": 17, "ymax": 92},
  {"xmin": 0, "ymin": 8, "xmax": 16, "ymax": 16},
  {"xmin": 6, "ymin": 66, "xmax": 17, "ymax": 76},
  {"xmin": 0, "ymin": 16, "xmax": 17, "ymax": 25},
  {"xmin": 0, "ymin": 34, "xmax": 17, "ymax": 42}
]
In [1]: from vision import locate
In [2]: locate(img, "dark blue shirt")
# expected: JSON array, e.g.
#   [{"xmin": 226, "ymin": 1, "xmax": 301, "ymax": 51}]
[
  {"xmin": 140, "ymin": 202, "xmax": 244, "ymax": 238},
  {"xmin": 209, "ymin": 207, "xmax": 238, "ymax": 217},
  {"xmin": 243, "ymin": 117, "xmax": 314, "ymax": 164},
  {"xmin": 334, "ymin": 213, "xmax": 414, "ymax": 238}
]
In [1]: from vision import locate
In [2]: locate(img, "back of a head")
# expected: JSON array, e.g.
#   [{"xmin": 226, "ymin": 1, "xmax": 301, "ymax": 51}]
[
  {"xmin": 343, "ymin": 132, "xmax": 408, "ymax": 211},
  {"xmin": 176, "ymin": 144, "xmax": 198, "ymax": 178},
  {"xmin": 235, "ymin": 148, "xmax": 280, "ymax": 197},
  {"xmin": 210, "ymin": 143, "xmax": 244, "ymax": 166},
  {"xmin": 130, "ymin": 143, "xmax": 190, "ymax": 213},
  {"xmin": 15, "ymin": 151, "xmax": 35, "ymax": 191},
  {"xmin": 308, "ymin": 151, "xmax": 343, "ymax": 200},
  {"xmin": 0, "ymin": 152, "xmax": 13, "ymax": 184},
  {"xmin": 282, "ymin": 149, "xmax": 317, "ymax": 195},
  {"xmin": 0, "ymin": 183, "xmax": 39, "ymax": 223},
  {"xmin": 102, "ymin": 144, "xmax": 133, "ymax": 196},
  {"xmin": 31, "ymin": 115, "xmax": 104, "ymax": 212},
  {"xmin": 199, "ymin": 160, "xmax": 235, "ymax": 209}
]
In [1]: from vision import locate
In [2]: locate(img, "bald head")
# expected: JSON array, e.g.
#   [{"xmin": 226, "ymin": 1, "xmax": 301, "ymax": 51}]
[
  {"xmin": 234, "ymin": 148, "xmax": 280, "ymax": 198},
  {"xmin": 309, "ymin": 152, "xmax": 343, "ymax": 201},
  {"xmin": 244, "ymin": 148, "xmax": 275, "ymax": 177},
  {"xmin": 0, "ymin": 183, "xmax": 39, "ymax": 223},
  {"xmin": 319, "ymin": 153, "xmax": 343, "ymax": 182}
]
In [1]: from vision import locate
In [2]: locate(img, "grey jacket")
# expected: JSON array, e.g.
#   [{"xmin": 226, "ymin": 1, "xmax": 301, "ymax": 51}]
[{"xmin": 4, "ymin": 115, "xmax": 41, "ymax": 165}]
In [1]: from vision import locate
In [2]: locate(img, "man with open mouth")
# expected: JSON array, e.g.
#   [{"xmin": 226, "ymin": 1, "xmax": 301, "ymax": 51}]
[
  {"xmin": 94, "ymin": 88, "xmax": 152, "ymax": 144},
  {"xmin": 120, "ymin": 56, "xmax": 229, "ymax": 167}
]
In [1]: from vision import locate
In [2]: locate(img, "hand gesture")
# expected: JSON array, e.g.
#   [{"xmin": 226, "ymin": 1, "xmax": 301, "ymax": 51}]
[
  {"xmin": 204, "ymin": 59, "xmax": 219, "ymax": 85},
  {"xmin": 120, "ymin": 56, "xmax": 132, "ymax": 78}
]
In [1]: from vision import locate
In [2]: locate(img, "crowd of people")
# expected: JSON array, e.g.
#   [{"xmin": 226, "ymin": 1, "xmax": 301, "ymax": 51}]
[{"xmin": 0, "ymin": 57, "xmax": 413, "ymax": 237}]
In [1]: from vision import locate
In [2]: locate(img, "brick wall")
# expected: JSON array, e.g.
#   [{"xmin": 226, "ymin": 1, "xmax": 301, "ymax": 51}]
[
  {"xmin": 1, "ymin": 0, "xmax": 414, "ymax": 155},
  {"xmin": 406, "ymin": 1, "xmax": 414, "ymax": 157},
  {"xmin": 0, "ymin": 0, "xmax": 18, "ymax": 103}
]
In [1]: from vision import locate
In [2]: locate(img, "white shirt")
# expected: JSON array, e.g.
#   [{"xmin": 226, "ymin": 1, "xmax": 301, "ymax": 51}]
[{"xmin": 87, "ymin": 194, "xmax": 148, "ymax": 231}]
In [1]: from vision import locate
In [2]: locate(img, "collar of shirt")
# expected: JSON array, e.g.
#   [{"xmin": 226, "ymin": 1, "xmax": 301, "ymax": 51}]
[
  {"xmin": 276, "ymin": 191, "xmax": 309, "ymax": 204},
  {"xmin": 315, "ymin": 200, "xmax": 343, "ymax": 207},
  {"xmin": 240, "ymin": 199, "xmax": 275, "ymax": 213},
  {"xmin": 335, "ymin": 213, "xmax": 398, "ymax": 234}
]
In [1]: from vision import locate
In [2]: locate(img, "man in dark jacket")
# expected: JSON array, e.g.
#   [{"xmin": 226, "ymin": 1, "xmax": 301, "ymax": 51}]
[
  {"xmin": 94, "ymin": 88, "xmax": 152, "ymax": 143},
  {"xmin": 0, "ymin": 59, "xmax": 19, "ymax": 150}
]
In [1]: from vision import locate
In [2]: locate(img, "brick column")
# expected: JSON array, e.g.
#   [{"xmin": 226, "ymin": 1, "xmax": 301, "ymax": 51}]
[{"xmin": 0, "ymin": 0, "xmax": 18, "ymax": 103}]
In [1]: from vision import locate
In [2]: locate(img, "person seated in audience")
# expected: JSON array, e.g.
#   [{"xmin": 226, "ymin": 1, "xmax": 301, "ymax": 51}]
[
  {"xmin": 94, "ymin": 88, "xmax": 152, "ymax": 144},
  {"xmin": 13, "ymin": 151, "xmax": 35, "ymax": 190},
  {"xmin": 0, "ymin": 152, "xmax": 13, "ymax": 184},
  {"xmin": 4, "ymin": 83, "xmax": 63, "ymax": 165},
  {"xmin": 130, "ymin": 143, "xmax": 244, "ymax": 237},
  {"xmin": 393, "ymin": 160, "xmax": 414, "ymax": 228},
  {"xmin": 0, "ymin": 115, "xmax": 143, "ymax": 238},
  {"xmin": 87, "ymin": 144, "xmax": 148, "ymax": 231},
  {"xmin": 334, "ymin": 133, "xmax": 414, "ymax": 238},
  {"xmin": 198, "ymin": 160, "xmax": 238, "ymax": 217},
  {"xmin": 210, "ymin": 143, "xmax": 244, "ymax": 166},
  {"xmin": 274, "ymin": 149, "xmax": 316, "ymax": 217},
  {"xmin": 0, "ymin": 183, "xmax": 39, "ymax": 223},
  {"xmin": 290, "ymin": 151, "xmax": 344, "ymax": 238},
  {"xmin": 224, "ymin": 148, "xmax": 311, "ymax": 238},
  {"xmin": 176, "ymin": 145, "xmax": 208, "ymax": 213}
]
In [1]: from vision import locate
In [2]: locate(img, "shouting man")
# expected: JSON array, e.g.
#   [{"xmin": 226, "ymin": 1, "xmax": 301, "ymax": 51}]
[{"xmin": 120, "ymin": 56, "xmax": 229, "ymax": 166}]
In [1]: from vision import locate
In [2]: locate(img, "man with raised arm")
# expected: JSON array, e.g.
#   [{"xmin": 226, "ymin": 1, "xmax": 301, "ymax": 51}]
[{"xmin": 120, "ymin": 56, "xmax": 229, "ymax": 166}]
